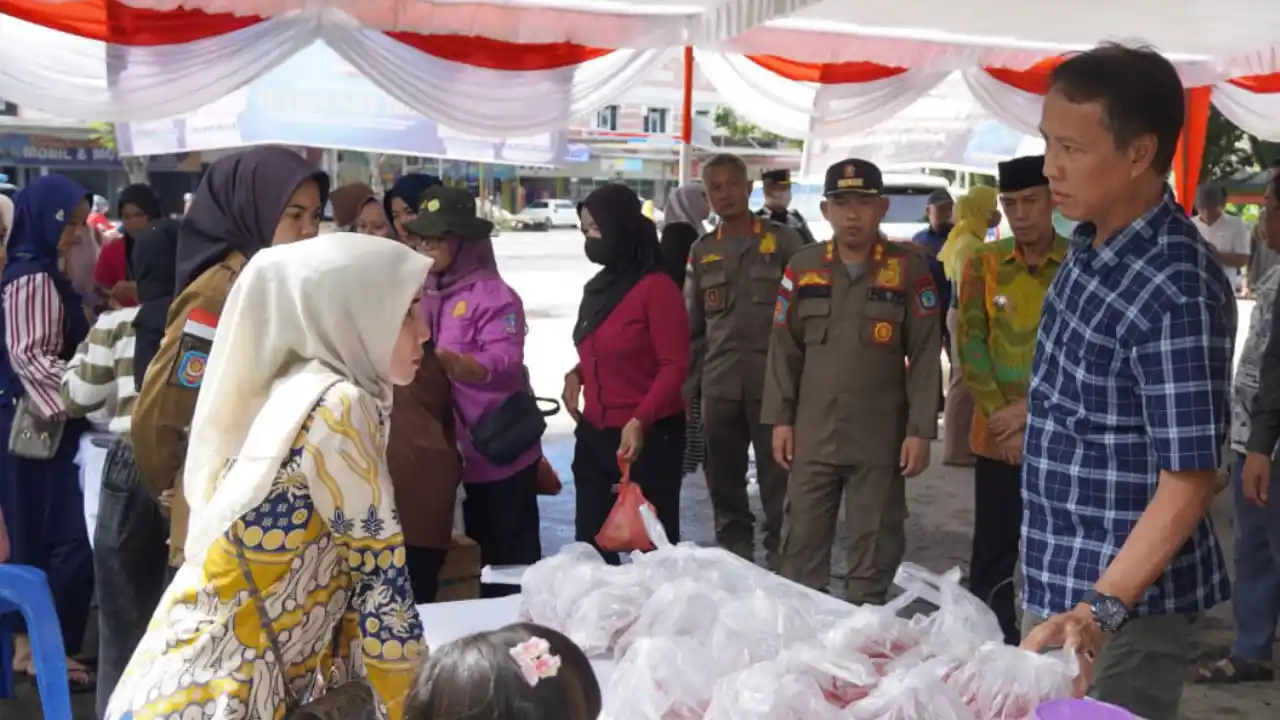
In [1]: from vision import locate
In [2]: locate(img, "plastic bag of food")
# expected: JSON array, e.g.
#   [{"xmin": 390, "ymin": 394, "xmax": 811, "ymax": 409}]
[
  {"xmin": 819, "ymin": 604, "xmax": 927, "ymax": 675},
  {"xmin": 630, "ymin": 542, "xmax": 762, "ymax": 596},
  {"xmin": 519, "ymin": 542, "xmax": 608, "ymax": 627},
  {"xmin": 596, "ymin": 459, "xmax": 655, "ymax": 552},
  {"xmin": 615, "ymin": 578, "xmax": 730, "ymax": 657},
  {"xmin": 894, "ymin": 563, "xmax": 1004, "ymax": 659},
  {"xmin": 779, "ymin": 643, "xmax": 880, "ymax": 708},
  {"xmin": 710, "ymin": 589, "xmax": 826, "ymax": 674},
  {"xmin": 601, "ymin": 636, "xmax": 715, "ymax": 720},
  {"xmin": 940, "ymin": 642, "xmax": 1078, "ymax": 719},
  {"xmin": 847, "ymin": 661, "xmax": 975, "ymax": 720},
  {"xmin": 561, "ymin": 564, "xmax": 653, "ymax": 656},
  {"xmin": 703, "ymin": 659, "xmax": 846, "ymax": 720}
]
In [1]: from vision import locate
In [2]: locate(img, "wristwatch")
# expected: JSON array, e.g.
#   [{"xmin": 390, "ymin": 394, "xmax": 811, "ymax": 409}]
[{"xmin": 1080, "ymin": 590, "xmax": 1129, "ymax": 633}]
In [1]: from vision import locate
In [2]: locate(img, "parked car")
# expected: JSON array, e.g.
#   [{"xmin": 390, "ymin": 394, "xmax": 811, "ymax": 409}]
[
  {"xmin": 750, "ymin": 173, "xmax": 955, "ymax": 242},
  {"xmin": 515, "ymin": 198, "xmax": 579, "ymax": 230}
]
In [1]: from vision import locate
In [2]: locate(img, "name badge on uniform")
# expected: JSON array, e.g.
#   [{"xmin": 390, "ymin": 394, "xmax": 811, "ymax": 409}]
[{"xmin": 867, "ymin": 287, "xmax": 906, "ymax": 306}]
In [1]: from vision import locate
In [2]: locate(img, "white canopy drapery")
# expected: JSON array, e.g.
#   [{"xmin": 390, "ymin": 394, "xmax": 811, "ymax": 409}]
[{"xmin": 0, "ymin": 8, "xmax": 667, "ymax": 132}]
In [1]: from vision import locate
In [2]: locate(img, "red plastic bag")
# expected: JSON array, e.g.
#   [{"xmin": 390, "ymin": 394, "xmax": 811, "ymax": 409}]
[{"xmin": 595, "ymin": 457, "xmax": 656, "ymax": 552}]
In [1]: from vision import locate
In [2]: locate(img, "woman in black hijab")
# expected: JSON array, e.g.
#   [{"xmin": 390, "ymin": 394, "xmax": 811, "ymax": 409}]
[
  {"xmin": 130, "ymin": 218, "xmax": 179, "ymax": 392},
  {"xmin": 175, "ymin": 146, "xmax": 330, "ymax": 291},
  {"xmin": 562, "ymin": 184, "xmax": 690, "ymax": 561},
  {"xmin": 384, "ymin": 173, "xmax": 443, "ymax": 239},
  {"xmin": 132, "ymin": 146, "xmax": 329, "ymax": 572}
]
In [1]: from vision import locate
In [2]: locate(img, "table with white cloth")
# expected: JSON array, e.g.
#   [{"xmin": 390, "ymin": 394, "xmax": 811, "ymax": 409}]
[{"xmin": 417, "ymin": 594, "xmax": 619, "ymax": 686}]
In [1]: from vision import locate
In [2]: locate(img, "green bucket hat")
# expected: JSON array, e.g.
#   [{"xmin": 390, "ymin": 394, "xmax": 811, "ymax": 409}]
[{"xmin": 402, "ymin": 186, "xmax": 494, "ymax": 239}]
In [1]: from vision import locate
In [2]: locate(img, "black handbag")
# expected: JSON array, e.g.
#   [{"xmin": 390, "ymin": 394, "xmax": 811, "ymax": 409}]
[
  {"xmin": 232, "ymin": 525, "xmax": 378, "ymax": 720},
  {"xmin": 469, "ymin": 391, "xmax": 560, "ymax": 466}
]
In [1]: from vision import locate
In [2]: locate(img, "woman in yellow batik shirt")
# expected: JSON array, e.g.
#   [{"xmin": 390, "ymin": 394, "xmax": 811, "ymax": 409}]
[{"xmin": 105, "ymin": 232, "xmax": 434, "ymax": 720}]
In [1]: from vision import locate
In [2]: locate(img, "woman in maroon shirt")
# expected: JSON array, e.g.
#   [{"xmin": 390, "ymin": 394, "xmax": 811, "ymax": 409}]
[{"xmin": 562, "ymin": 184, "xmax": 689, "ymax": 562}]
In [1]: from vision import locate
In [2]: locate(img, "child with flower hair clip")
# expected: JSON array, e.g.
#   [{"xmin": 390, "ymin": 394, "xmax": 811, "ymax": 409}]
[{"xmin": 406, "ymin": 622, "xmax": 602, "ymax": 720}]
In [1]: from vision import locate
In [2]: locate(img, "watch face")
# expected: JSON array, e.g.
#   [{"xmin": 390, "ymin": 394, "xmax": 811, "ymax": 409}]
[{"xmin": 1093, "ymin": 595, "xmax": 1129, "ymax": 632}]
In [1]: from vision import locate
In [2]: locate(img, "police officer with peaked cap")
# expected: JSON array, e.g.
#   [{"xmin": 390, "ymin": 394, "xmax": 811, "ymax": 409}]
[
  {"xmin": 755, "ymin": 169, "xmax": 817, "ymax": 245},
  {"xmin": 762, "ymin": 157, "xmax": 942, "ymax": 603}
]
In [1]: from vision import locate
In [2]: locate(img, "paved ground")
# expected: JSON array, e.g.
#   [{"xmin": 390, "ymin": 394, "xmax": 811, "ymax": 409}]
[{"xmin": 5, "ymin": 229, "xmax": 1277, "ymax": 717}]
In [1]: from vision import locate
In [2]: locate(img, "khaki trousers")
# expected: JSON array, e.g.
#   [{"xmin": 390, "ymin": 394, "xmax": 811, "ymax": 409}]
[
  {"xmin": 701, "ymin": 396, "xmax": 787, "ymax": 565},
  {"xmin": 779, "ymin": 460, "xmax": 907, "ymax": 604}
]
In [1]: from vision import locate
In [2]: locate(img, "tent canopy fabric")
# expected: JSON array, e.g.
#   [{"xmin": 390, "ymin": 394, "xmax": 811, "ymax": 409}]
[
  {"xmin": 5, "ymin": 0, "xmax": 1280, "ymax": 197},
  {"xmin": 12, "ymin": 0, "xmax": 1280, "ymax": 70}
]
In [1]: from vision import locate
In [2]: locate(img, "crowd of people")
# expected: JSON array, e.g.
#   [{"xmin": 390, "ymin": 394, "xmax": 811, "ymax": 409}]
[{"xmin": 0, "ymin": 40, "xmax": 1275, "ymax": 720}]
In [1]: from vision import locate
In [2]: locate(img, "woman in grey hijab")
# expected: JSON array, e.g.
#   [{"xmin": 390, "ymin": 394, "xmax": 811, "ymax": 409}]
[
  {"xmin": 659, "ymin": 183, "xmax": 709, "ymax": 288},
  {"xmin": 659, "ymin": 183, "xmax": 710, "ymax": 477}
]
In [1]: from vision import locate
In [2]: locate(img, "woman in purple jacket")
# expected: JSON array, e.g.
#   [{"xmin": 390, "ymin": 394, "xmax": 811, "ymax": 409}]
[{"xmin": 403, "ymin": 186, "xmax": 541, "ymax": 597}]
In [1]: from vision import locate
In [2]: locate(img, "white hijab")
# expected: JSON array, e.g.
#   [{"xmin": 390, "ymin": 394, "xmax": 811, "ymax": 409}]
[
  {"xmin": 183, "ymin": 232, "xmax": 432, "ymax": 564},
  {"xmin": 0, "ymin": 195, "xmax": 13, "ymax": 247}
]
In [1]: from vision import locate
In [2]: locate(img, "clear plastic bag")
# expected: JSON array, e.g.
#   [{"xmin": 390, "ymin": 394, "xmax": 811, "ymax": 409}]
[
  {"xmin": 561, "ymin": 564, "xmax": 653, "ymax": 656},
  {"xmin": 847, "ymin": 661, "xmax": 976, "ymax": 720},
  {"xmin": 779, "ymin": 643, "xmax": 880, "ymax": 708},
  {"xmin": 601, "ymin": 636, "xmax": 716, "ymax": 720},
  {"xmin": 710, "ymin": 589, "xmax": 827, "ymax": 674},
  {"xmin": 939, "ymin": 641, "xmax": 1078, "ymax": 720},
  {"xmin": 615, "ymin": 578, "xmax": 730, "ymax": 657},
  {"xmin": 819, "ymin": 604, "xmax": 927, "ymax": 675},
  {"xmin": 629, "ymin": 542, "xmax": 763, "ymax": 596},
  {"xmin": 703, "ymin": 659, "xmax": 847, "ymax": 720},
  {"xmin": 893, "ymin": 563, "xmax": 1004, "ymax": 659},
  {"xmin": 518, "ymin": 542, "xmax": 608, "ymax": 627}
]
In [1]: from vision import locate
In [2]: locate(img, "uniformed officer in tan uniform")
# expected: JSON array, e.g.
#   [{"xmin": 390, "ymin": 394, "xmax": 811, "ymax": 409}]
[
  {"xmin": 132, "ymin": 253, "xmax": 245, "ymax": 567},
  {"xmin": 754, "ymin": 169, "xmax": 817, "ymax": 245},
  {"xmin": 762, "ymin": 158, "xmax": 942, "ymax": 604},
  {"xmin": 685, "ymin": 153, "xmax": 806, "ymax": 565}
]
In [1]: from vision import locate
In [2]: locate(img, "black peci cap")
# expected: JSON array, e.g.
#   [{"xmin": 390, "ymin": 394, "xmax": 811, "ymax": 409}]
[
  {"xmin": 823, "ymin": 159, "xmax": 883, "ymax": 197},
  {"xmin": 761, "ymin": 168, "xmax": 792, "ymax": 185},
  {"xmin": 997, "ymin": 155, "xmax": 1048, "ymax": 193}
]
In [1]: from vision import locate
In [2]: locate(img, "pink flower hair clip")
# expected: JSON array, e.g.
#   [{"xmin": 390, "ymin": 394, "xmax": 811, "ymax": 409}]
[{"xmin": 510, "ymin": 636, "xmax": 562, "ymax": 687}]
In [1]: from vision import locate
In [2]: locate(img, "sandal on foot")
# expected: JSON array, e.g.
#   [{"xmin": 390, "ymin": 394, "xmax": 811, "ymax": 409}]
[{"xmin": 1195, "ymin": 657, "xmax": 1275, "ymax": 684}]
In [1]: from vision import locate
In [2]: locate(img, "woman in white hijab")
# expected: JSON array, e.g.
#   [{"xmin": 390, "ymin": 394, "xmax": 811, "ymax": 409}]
[
  {"xmin": 106, "ymin": 233, "xmax": 433, "ymax": 720},
  {"xmin": 0, "ymin": 194, "xmax": 13, "ymax": 265}
]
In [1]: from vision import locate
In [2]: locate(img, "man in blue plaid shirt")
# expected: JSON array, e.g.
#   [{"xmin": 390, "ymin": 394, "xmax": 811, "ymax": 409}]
[{"xmin": 1017, "ymin": 45, "xmax": 1235, "ymax": 719}]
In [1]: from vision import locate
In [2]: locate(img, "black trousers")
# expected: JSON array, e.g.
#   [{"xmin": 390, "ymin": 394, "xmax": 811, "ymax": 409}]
[
  {"xmin": 573, "ymin": 415, "xmax": 684, "ymax": 565},
  {"xmin": 405, "ymin": 546, "xmax": 448, "ymax": 604},
  {"xmin": 968, "ymin": 455, "xmax": 1023, "ymax": 645},
  {"xmin": 462, "ymin": 460, "xmax": 542, "ymax": 598},
  {"xmin": 93, "ymin": 439, "xmax": 170, "ymax": 718}
]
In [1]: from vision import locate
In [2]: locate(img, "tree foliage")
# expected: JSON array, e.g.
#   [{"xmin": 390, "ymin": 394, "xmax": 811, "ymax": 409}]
[
  {"xmin": 712, "ymin": 106, "xmax": 802, "ymax": 148},
  {"xmin": 1200, "ymin": 106, "xmax": 1280, "ymax": 183}
]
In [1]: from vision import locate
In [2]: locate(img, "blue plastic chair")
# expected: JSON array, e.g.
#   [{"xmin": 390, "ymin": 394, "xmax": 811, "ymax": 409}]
[{"xmin": 0, "ymin": 564, "xmax": 73, "ymax": 720}]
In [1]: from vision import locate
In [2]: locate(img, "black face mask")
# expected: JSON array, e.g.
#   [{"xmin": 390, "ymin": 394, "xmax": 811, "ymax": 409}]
[{"xmin": 584, "ymin": 234, "xmax": 622, "ymax": 267}]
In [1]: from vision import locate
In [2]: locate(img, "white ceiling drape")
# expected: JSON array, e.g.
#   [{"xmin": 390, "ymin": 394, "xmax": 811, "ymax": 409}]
[{"xmin": 0, "ymin": 9, "xmax": 667, "ymax": 132}]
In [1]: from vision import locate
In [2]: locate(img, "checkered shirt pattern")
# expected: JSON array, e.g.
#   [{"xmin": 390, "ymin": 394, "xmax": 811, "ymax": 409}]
[{"xmin": 1021, "ymin": 189, "xmax": 1235, "ymax": 618}]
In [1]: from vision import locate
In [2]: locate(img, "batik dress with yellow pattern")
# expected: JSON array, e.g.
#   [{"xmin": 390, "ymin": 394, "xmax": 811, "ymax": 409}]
[{"xmin": 105, "ymin": 383, "xmax": 425, "ymax": 720}]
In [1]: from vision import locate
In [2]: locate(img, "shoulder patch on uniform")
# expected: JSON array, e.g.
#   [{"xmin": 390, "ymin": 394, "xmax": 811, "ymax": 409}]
[
  {"xmin": 915, "ymin": 275, "xmax": 940, "ymax": 316},
  {"xmin": 773, "ymin": 296, "xmax": 789, "ymax": 326},
  {"xmin": 502, "ymin": 312, "xmax": 521, "ymax": 335},
  {"xmin": 779, "ymin": 266, "xmax": 796, "ymax": 299},
  {"xmin": 182, "ymin": 307, "xmax": 218, "ymax": 342},
  {"xmin": 168, "ymin": 334, "xmax": 211, "ymax": 389}
]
